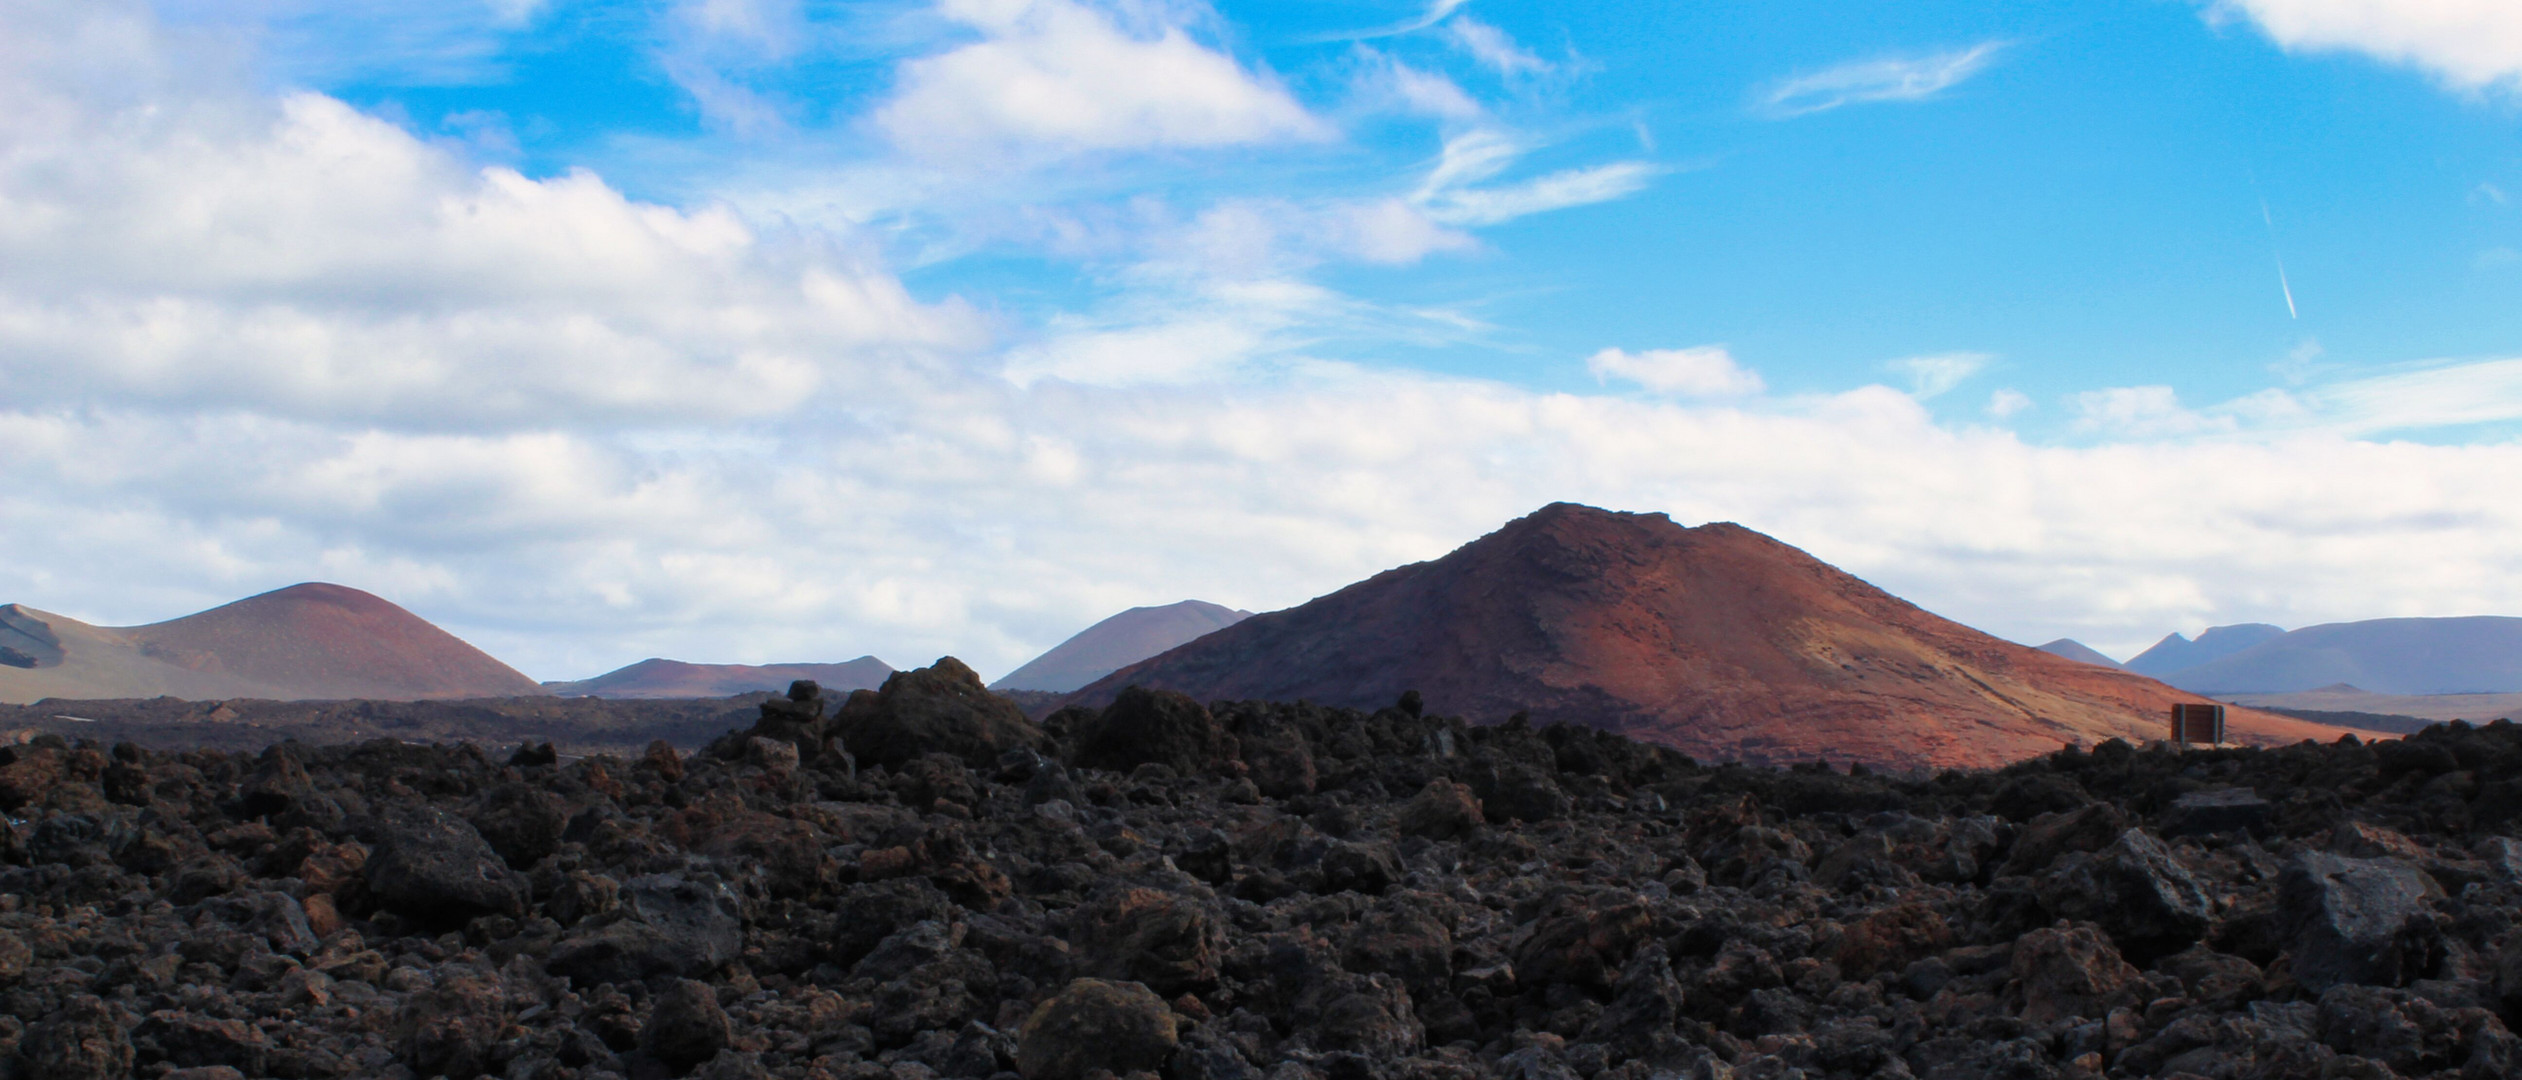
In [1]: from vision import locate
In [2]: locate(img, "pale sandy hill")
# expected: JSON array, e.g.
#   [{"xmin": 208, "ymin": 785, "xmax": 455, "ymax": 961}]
[{"xmin": 991, "ymin": 600, "xmax": 1252, "ymax": 693}]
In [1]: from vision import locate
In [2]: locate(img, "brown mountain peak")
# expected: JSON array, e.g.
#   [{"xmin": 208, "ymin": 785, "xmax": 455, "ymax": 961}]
[{"xmin": 1075, "ymin": 503, "xmax": 2359, "ymax": 770}]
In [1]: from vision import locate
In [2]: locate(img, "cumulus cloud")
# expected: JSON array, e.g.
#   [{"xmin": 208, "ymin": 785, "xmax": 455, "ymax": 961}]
[
  {"xmin": 1587, "ymin": 346, "xmax": 1766, "ymax": 397},
  {"xmin": 874, "ymin": 0, "xmax": 1329, "ymax": 158},
  {"xmin": 0, "ymin": 85, "xmax": 978, "ymax": 428},
  {"xmin": 1759, "ymin": 42, "xmax": 2005, "ymax": 118},
  {"xmin": 2211, "ymin": 0, "xmax": 2522, "ymax": 90}
]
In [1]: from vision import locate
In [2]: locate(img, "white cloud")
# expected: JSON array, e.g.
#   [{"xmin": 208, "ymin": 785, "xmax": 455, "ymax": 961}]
[
  {"xmin": 0, "ymin": 84, "xmax": 978, "ymax": 428},
  {"xmin": 1891, "ymin": 352, "xmax": 1991, "ymax": 399},
  {"xmin": 2070, "ymin": 386, "xmax": 2235, "ymax": 438},
  {"xmin": 874, "ymin": 0, "xmax": 1329, "ymax": 158},
  {"xmin": 1759, "ymin": 42, "xmax": 2005, "ymax": 118},
  {"xmin": 1587, "ymin": 346, "xmax": 1765, "ymax": 397},
  {"xmin": 2211, "ymin": 0, "xmax": 2522, "ymax": 90},
  {"xmin": 1444, "ymin": 18, "xmax": 1549, "ymax": 76},
  {"xmin": 1988, "ymin": 389, "xmax": 2034, "ymax": 418}
]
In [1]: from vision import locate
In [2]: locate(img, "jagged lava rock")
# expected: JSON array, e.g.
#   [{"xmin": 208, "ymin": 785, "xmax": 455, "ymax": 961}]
[
  {"xmin": 833, "ymin": 657, "xmax": 1045, "ymax": 769},
  {"xmin": 1016, "ymin": 979, "xmax": 1178, "ymax": 1080},
  {"xmin": 1069, "ymin": 686, "xmax": 1225, "ymax": 775}
]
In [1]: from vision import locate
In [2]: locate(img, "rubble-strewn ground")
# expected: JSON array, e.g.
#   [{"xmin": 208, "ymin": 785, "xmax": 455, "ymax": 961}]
[
  {"xmin": 4, "ymin": 658, "xmax": 2522, "ymax": 1080},
  {"xmin": 0, "ymin": 695, "xmax": 765, "ymax": 757}
]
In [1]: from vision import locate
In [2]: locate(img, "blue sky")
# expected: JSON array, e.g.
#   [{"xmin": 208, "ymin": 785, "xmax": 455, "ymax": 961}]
[
  {"xmin": 223, "ymin": 0, "xmax": 2522, "ymax": 419},
  {"xmin": 5, "ymin": 0, "xmax": 2522, "ymax": 678}
]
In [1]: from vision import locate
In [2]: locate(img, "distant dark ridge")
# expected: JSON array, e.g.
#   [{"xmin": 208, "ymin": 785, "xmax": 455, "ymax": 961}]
[{"xmin": 2254, "ymin": 706, "xmax": 2440, "ymax": 736}]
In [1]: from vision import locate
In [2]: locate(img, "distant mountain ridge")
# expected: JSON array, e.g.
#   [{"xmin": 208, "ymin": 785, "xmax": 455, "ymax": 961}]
[
  {"xmin": 2157, "ymin": 616, "xmax": 2522, "ymax": 694},
  {"xmin": 546, "ymin": 656, "xmax": 894, "ymax": 699},
  {"xmin": 2125, "ymin": 624, "xmax": 2286, "ymax": 676},
  {"xmin": 991, "ymin": 600, "xmax": 1252, "ymax": 693},
  {"xmin": 0, "ymin": 583, "xmax": 542, "ymax": 704},
  {"xmin": 1071, "ymin": 503, "xmax": 2353, "ymax": 771}
]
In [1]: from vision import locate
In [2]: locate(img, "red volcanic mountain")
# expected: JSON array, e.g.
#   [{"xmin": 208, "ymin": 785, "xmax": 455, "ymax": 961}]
[
  {"xmin": 1073, "ymin": 503, "xmax": 2360, "ymax": 771},
  {"xmin": 0, "ymin": 583, "xmax": 543, "ymax": 703}
]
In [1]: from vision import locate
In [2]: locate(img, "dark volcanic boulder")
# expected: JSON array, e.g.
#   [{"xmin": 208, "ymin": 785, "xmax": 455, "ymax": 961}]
[
  {"xmin": 2281, "ymin": 851, "xmax": 2446, "ymax": 992},
  {"xmin": 2036, "ymin": 828, "xmax": 2212, "ymax": 963},
  {"xmin": 1397, "ymin": 779, "xmax": 1483, "ymax": 840},
  {"xmin": 832, "ymin": 657, "xmax": 1045, "ymax": 769},
  {"xmin": 2008, "ymin": 923, "xmax": 2142, "ymax": 1023},
  {"xmin": 1469, "ymin": 756, "xmax": 1569, "ymax": 823},
  {"xmin": 547, "ymin": 874, "xmax": 744, "ymax": 985},
  {"xmin": 2159, "ymin": 787, "xmax": 2272, "ymax": 837},
  {"xmin": 1015, "ymin": 979, "xmax": 1179, "ymax": 1080},
  {"xmin": 360, "ymin": 805, "xmax": 529, "ymax": 923},
  {"xmin": 642, "ymin": 979, "xmax": 733, "ymax": 1073},
  {"xmin": 748, "ymin": 680, "xmax": 831, "ymax": 753},
  {"xmin": 1511, "ymin": 890, "xmax": 1653, "ymax": 990},
  {"xmin": 471, "ymin": 781, "xmax": 569, "ymax": 870},
  {"xmin": 1071, "ymin": 686, "xmax": 1225, "ymax": 775},
  {"xmin": 28, "ymin": 996, "xmax": 132, "ymax": 1080},
  {"xmin": 1068, "ymin": 886, "xmax": 1222, "ymax": 995}
]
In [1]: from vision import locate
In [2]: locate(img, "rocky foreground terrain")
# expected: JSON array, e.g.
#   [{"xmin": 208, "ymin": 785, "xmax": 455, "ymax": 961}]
[
  {"xmin": 4, "ymin": 659, "xmax": 2522, "ymax": 1080},
  {"xmin": 0, "ymin": 695, "xmax": 763, "ymax": 757}
]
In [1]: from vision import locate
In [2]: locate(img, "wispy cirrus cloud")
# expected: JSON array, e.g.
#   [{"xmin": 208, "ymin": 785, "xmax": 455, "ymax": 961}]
[
  {"xmin": 1758, "ymin": 42, "xmax": 2005, "ymax": 118},
  {"xmin": 1891, "ymin": 352, "xmax": 1993, "ymax": 399},
  {"xmin": 1445, "ymin": 18, "xmax": 1549, "ymax": 76},
  {"xmin": 1409, "ymin": 130, "xmax": 1655, "ymax": 226}
]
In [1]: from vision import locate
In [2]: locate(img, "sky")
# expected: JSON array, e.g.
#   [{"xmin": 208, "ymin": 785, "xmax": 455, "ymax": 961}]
[{"xmin": 3, "ymin": 0, "xmax": 2521, "ymax": 681}]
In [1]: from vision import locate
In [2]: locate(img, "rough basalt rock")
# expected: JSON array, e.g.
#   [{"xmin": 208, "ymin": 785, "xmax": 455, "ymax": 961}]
[
  {"xmin": 1015, "ymin": 978, "xmax": 1179, "ymax": 1080},
  {"xmin": 832, "ymin": 657, "xmax": 1046, "ymax": 768},
  {"xmin": 2282, "ymin": 851, "xmax": 2447, "ymax": 992},
  {"xmin": 358, "ymin": 804, "xmax": 529, "ymax": 924},
  {"xmin": 1071, "ymin": 686, "xmax": 1225, "ymax": 776},
  {"xmin": 5, "ymin": 700, "xmax": 2522, "ymax": 1080}
]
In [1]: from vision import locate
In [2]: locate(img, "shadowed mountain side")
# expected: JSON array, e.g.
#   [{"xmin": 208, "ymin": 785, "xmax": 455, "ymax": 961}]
[
  {"xmin": 546, "ymin": 656, "xmax": 894, "ymax": 699},
  {"xmin": 2160, "ymin": 616, "xmax": 2522, "ymax": 695},
  {"xmin": 2124, "ymin": 623, "xmax": 2286, "ymax": 677},
  {"xmin": 0, "ymin": 584, "xmax": 543, "ymax": 704},
  {"xmin": 2037, "ymin": 639, "xmax": 2122, "ymax": 668},
  {"xmin": 990, "ymin": 600, "xmax": 1253, "ymax": 692},
  {"xmin": 1070, "ymin": 503, "xmax": 2359, "ymax": 771}
]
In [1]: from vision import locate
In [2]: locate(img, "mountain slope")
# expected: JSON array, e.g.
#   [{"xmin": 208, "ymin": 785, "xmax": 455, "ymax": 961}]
[
  {"xmin": 2124, "ymin": 624, "xmax": 2286, "ymax": 677},
  {"xmin": 1072, "ymin": 503, "xmax": 2355, "ymax": 771},
  {"xmin": 547, "ymin": 656, "xmax": 894, "ymax": 699},
  {"xmin": 0, "ymin": 584, "xmax": 543, "ymax": 703},
  {"xmin": 2159, "ymin": 617, "xmax": 2522, "ymax": 694},
  {"xmin": 991, "ymin": 600, "xmax": 1253, "ymax": 693}
]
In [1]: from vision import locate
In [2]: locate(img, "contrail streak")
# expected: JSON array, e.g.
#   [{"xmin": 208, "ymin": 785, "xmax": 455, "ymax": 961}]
[{"xmin": 2259, "ymin": 197, "xmax": 2295, "ymax": 319}]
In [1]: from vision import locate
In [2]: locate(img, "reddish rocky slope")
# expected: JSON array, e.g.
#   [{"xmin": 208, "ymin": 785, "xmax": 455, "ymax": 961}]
[{"xmin": 1075, "ymin": 503, "xmax": 2358, "ymax": 770}]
